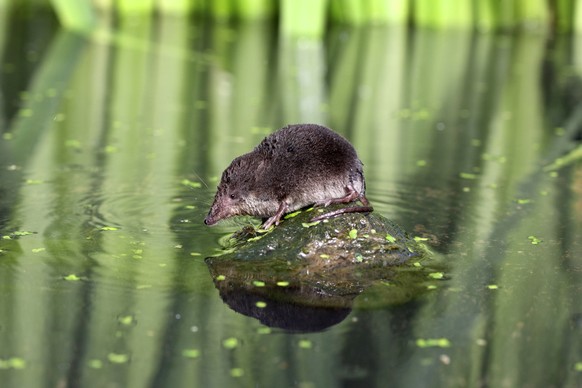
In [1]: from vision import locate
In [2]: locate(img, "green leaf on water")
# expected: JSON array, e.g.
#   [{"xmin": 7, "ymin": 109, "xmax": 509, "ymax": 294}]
[
  {"xmin": 256, "ymin": 301, "xmax": 267, "ymax": 308},
  {"xmin": 118, "ymin": 315, "xmax": 134, "ymax": 325},
  {"xmin": 487, "ymin": 284, "xmax": 499, "ymax": 290},
  {"xmin": 216, "ymin": 275, "xmax": 226, "ymax": 281},
  {"xmin": 574, "ymin": 362, "xmax": 582, "ymax": 371},
  {"xmin": 100, "ymin": 226, "xmax": 118, "ymax": 231},
  {"xmin": 301, "ymin": 221, "xmax": 320, "ymax": 228},
  {"xmin": 252, "ymin": 280, "xmax": 265, "ymax": 287},
  {"xmin": 276, "ymin": 281, "xmax": 289, "ymax": 287},
  {"xmin": 107, "ymin": 353, "xmax": 129, "ymax": 364},
  {"xmin": 416, "ymin": 338, "xmax": 451, "ymax": 348},
  {"xmin": 222, "ymin": 337, "xmax": 239, "ymax": 349},
  {"xmin": 349, "ymin": 229, "xmax": 358, "ymax": 239},
  {"xmin": 181, "ymin": 349, "xmax": 200, "ymax": 359},
  {"xmin": 459, "ymin": 172, "xmax": 478, "ymax": 180},
  {"xmin": 257, "ymin": 327, "xmax": 272, "ymax": 334},
  {"xmin": 0, "ymin": 357, "xmax": 26, "ymax": 369},
  {"xmin": 319, "ymin": 254, "xmax": 330, "ymax": 259},
  {"xmin": 230, "ymin": 368, "xmax": 244, "ymax": 377},
  {"xmin": 428, "ymin": 272, "xmax": 444, "ymax": 279},
  {"xmin": 31, "ymin": 248, "xmax": 45, "ymax": 253},
  {"xmin": 64, "ymin": 274, "xmax": 81, "ymax": 281},
  {"xmin": 386, "ymin": 234, "xmax": 396, "ymax": 243},
  {"xmin": 528, "ymin": 235, "xmax": 542, "ymax": 245},
  {"xmin": 88, "ymin": 359, "xmax": 103, "ymax": 369},
  {"xmin": 12, "ymin": 231, "xmax": 34, "ymax": 237},
  {"xmin": 298, "ymin": 339, "xmax": 313, "ymax": 349}
]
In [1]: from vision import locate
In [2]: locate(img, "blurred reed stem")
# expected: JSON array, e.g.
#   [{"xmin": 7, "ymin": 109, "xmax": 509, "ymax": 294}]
[{"xmin": 14, "ymin": 0, "xmax": 582, "ymax": 36}]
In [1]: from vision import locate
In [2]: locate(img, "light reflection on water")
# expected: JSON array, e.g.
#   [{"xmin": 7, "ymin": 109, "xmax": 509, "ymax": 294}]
[{"xmin": 0, "ymin": 10, "xmax": 581, "ymax": 388}]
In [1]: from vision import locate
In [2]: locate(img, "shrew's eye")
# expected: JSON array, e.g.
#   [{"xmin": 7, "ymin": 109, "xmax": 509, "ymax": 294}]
[{"xmin": 230, "ymin": 194, "xmax": 236, "ymax": 199}]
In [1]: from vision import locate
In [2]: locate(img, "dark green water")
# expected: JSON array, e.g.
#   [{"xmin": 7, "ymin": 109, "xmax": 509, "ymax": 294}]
[{"xmin": 0, "ymin": 10, "xmax": 581, "ymax": 388}]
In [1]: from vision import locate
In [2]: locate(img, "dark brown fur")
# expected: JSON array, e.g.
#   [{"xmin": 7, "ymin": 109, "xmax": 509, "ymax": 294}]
[{"xmin": 204, "ymin": 124, "xmax": 372, "ymax": 228}]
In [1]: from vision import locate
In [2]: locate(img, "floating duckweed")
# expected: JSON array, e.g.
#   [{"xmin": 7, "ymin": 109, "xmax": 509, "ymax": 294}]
[
  {"xmin": 355, "ymin": 253, "xmax": 364, "ymax": 262},
  {"xmin": 516, "ymin": 198, "xmax": 531, "ymax": 204},
  {"xmin": 276, "ymin": 281, "xmax": 289, "ymax": 287},
  {"xmin": 181, "ymin": 349, "xmax": 200, "ymax": 359},
  {"xmin": 107, "ymin": 353, "xmax": 129, "ymax": 364},
  {"xmin": 414, "ymin": 236, "xmax": 429, "ymax": 242},
  {"xmin": 64, "ymin": 274, "xmax": 81, "ymax": 281},
  {"xmin": 12, "ymin": 231, "xmax": 34, "ymax": 237},
  {"xmin": 185, "ymin": 205, "xmax": 196, "ymax": 210},
  {"xmin": 257, "ymin": 327, "xmax": 272, "ymax": 334},
  {"xmin": 413, "ymin": 262, "xmax": 422, "ymax": 268},
  {"xmin": 0, "ymin": 357, "xmax": 26, "ymax": 369},
  {"xmin": 252, "ymin": 280, "xmax": 265, "ymax": 287},
  {"xmin": 216, "ymin": 275, "xmax": 226, "ymax": 281},
  {"xmin": 100, "ymin": 226, "xmax": 118, "ymax": 231},
  {"xmin": 386, "ymin": 234, "xmax": 396, "ymax": 243},
  {"xmin": 301, "ymin": 221, "xmax": 320, "ymax": 228},
  {"xmin": 31, "ymin": 248, "xmax": 45, "ymax": 253},
  {"xmin": 230, "ymin": 368, "xmax": 244, "ymax": 377},
  {"xmin": 528, "ymin": 236, "xmax": 542, "ymax": 245},
  {"xmin": 427, "ymin": 285, "xmax": 438, "ymax": 290},
  {"xmin": 284, "ymin": 210, "xmax": 302, "ymax": 219},
  {"xmin": 255, "ymin": 301, "xmax": 267, "ymax": 308},
  {"xmin": 247, "ymin": 236, "xmax": 263, "ymax": 242},
  {"xmin": 298, "ymin": 339, "xmax": 313, "ymax": 349},
  {"xmin": 319, "ymin": 254, "xmax": 330, "ymax": 259},
  {"xmin": 88, "ymin": 359, "xmax": 103, "ymax": 369},
  {"xmin": 190, "ymin": 252, "xmax": 202, "ymax": 256},
  {"xmin": 428, "ymin": 272, "xmax": 444, "ymax": 279},
  {"xmin": 118, "ymin": 315, "xmax": 134, "ymax": 325},
  {"xmin": 487, "ymin": 284, "xmax": 499, "ymax": 290},
  {"xmin": 416, "ymin": 338, "xmax": 451, "ymax": 348},
  {"xmin": 349, "ymin": 229, "xmax": 358, "ymax": 239},
  {"xmin": 222, "ymin": 337, "xmax": 239, "ymax": 349},
  {"xmin": 181, "ymin": 179, "xmax": 202, "ymax": 188},
  {"xmin": 459, "ymin": 172, "xmax": 478, "ymax": 180}
]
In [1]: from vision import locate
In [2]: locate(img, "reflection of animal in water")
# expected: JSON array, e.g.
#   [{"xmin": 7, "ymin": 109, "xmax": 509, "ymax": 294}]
[
  {"xmin": 217, "ymin": 286, "xmax": 352, "ymax": 332},
  {"xmin": 204, "ymin": 124, "xmax": 373, "ymax": 228}
]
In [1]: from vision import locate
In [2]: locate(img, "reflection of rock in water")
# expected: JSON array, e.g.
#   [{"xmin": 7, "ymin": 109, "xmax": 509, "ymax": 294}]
[
  {"xmin": 217, "ymin": 282, "xmax": 352, "ymax": 332},
  {"xmin": 205, "ymin": 205, "xmax": 434, "ymax": 332}
]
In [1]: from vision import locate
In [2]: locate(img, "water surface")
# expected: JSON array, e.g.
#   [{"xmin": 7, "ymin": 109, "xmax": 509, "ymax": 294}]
[{"xmin": 0, "ymin": 10, "xmax": 581, "ymax": 388}]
